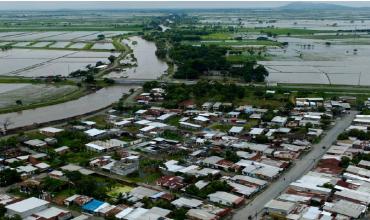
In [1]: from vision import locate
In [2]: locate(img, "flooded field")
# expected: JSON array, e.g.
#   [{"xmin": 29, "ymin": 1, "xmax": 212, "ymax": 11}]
[
  {"xmin": 0, "ymin": 31, "xmax": 131, "ymax": 42},
  {"xmin": 91, "ymin": 43, "xmax": 115, "ymax": 50},
  {"xmin": 261, "ymin": 36, "xmax": 370, "ymax": 85},
  {"xmin": 0, "ymin": 85, "xmax": 137, "ymax": 129},
  {"xmin": 104, "ymin": 36, "xmax": 168, "ymax": 79},
  {"xmin": 0, "ymin": 83, "xmax": 78, "ymax": 109},
  {"xmin": 0, "ymin": 49, "xmax": 120, "ymax": 77}
]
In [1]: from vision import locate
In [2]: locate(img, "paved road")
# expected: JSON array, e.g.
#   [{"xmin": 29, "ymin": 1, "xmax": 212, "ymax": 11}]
[{"xmin": 232, "ymin": 110, "xmax": 358, "ymax": 220}]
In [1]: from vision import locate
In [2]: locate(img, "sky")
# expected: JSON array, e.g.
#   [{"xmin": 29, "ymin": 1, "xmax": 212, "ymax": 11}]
[{"xmin": 1, "ymin": 1, "xmax": 370, "ymax": 10}]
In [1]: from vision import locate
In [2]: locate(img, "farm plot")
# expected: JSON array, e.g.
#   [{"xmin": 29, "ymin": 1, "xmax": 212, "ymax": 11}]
[
  {"xmin": 2, "ymin": 32, "xmax": 65, "ymax": 41},
  {"xmin": 41, "ymin": 32, "xmax": 98, "ymax": 41},
  {"xmin": 49, "ymin": 42, "xmax": 71, "ymax": 48},
  {"xmin": 91, "ymin": 43, "xmax": 115, "ymax": 50},
  {"xmin": 29, "ymin": 42, "xmax": 53, "ymax": 48},
  {"xmin": 68, "ymin": 43, "xmax": 87, "ymax": 49},
  {"xmin": 0, "ymin": 83, "xmax": 78, "ymax": 109},
  {"xmin": 0, "ymin": 42, "xmax": 10, "ymax": 46},
  {"xmin": 12, "ymin": 42, "xmax": 31, "ymax": 47},
  {"xmin": 0, "ymin": 49, "xmax": 118, "ymax": 77}
]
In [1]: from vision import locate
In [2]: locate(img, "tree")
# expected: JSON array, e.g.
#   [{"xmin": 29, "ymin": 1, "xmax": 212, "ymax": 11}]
[
  {"xmin": 15, "ymin": 100, "xmax": 22, "ymax": 105},
  {"xmin": 108, "ymin": 55, "xmax": 116, "ymax": 63},
  {"xmin": 97, "ymin": 34, "xmax": 105, "ymax": 40},
  {"xmin": 84, "ymin": 74, "xmax": 96, "ymax": 84},
  {"xmin": 340, "ymin": 156, "xmax": 351, "ymax": 168},
  {"xmin": 225, "ymin": 150, "xmax": 240, "ymax": 163},
  {"xmin": 0, "ymin": 169, "xmax": 21, "ymax": 186}
]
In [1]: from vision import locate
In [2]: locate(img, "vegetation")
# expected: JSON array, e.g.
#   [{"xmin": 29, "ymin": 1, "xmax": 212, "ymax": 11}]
[
  {"xmin": 0, "ymin": 169, "xmax": 21, "ymax": 187},
  {"xmin": 185, "ymin": 180, "xmax": 232, "ymax": 198}
]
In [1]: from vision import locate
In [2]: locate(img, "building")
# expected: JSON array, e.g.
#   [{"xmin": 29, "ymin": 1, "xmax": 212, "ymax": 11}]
[
  {"xmin": 30, "ymin": 207, "xmax": 72, "ymax": 220},
  {"xmin": 187, "ymin": 209, "xmax": 219, "ymax": 220},
  {"xmin": 208, "ymin": 191, "xmax": 244, "ymax": 207},
  {"xmin": 39, "ymin": 127, "xmax": 64, "ymax": 136},
  {"xmin": 271, "ymin": 116, "xmax": 288, "ymax": 127},
  {"xmin": 228, "ymin": 126, "xmax": 244, "ymax": 136},
  {"xmin": 110, "ymin": 157, "xmax": 139, "ymax": 176},
  {"xmin": 264, "ymin": 199, "xmax": 296, "ymax": 215},
  {"xmin": 5, "ymin": 197, "xmax": 50, "ymax": 218}
]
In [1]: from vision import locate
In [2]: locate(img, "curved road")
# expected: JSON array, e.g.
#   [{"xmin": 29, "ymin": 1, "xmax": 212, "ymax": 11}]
[{"xmin": 232, "ymin": 110, "xmax": 358, "ymax": 220}]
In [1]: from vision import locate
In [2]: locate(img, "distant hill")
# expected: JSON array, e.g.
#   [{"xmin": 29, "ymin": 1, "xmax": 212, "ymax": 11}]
[{"xmin": 279, "ymin": 2, "xmax": 353, "ymax": 10}]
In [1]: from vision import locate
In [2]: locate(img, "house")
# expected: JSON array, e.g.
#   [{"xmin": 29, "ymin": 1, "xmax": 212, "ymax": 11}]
[
  {"xmin": 236, "ymin": 160, "xmax": 282, "ymax": 180},
  {"xmin": 264, "ymin": 199, "xmax": 296, "ymax": 216},
  {"xmin": 84, "ymin": 128, "xmax": 106, "ymax": 138},
  {"xmin": 187, "ymin": 209, "xmax": 219, "ymax": 220},
  {"xmin": 213, "ymin": 102, "xmax": 222, "ymax": 111},
  {"xmin": 109, "ymin": 157, "xmax": 139, "ymax": 176},
  {"xmin": 85, "ymin": 139, "xmax": 127, "ymax": 152},
  {"xmin": 24, "ymin": 139, "xmax": 47, "ymax": 148},
  {"xmin": 228, "ymin": 126, "xmax": 244, "ymax": 136},
  {"xmin": 208, "ymin": 191, "xmax": 245, "ymax": 207},
  {"xmin": 323, "ymin": 200, "xmax": 366, "ymax": 219},
  {"xmin": 156, "ymin": 176, "xmax": 185, "ymax": 190},
  {"xmin": 271, "ymin": 116, "xmax": 288, "ymax": 127},
  {"xmin": 39, "ymin": 127, "xmax": 64, "ymax": 136},
  {"xmin": 54, "ymin": 146, "xmax": 70, "ymax": 154},
  {"xmin": 171, "ymin": 197, "xmax": 203, "ymax": 209},
  {"xmin": 202, "ymin": 102, "xmax": 213, "ymax": 110},
  {"xmin": 31, "ymin": 206, "xmax": 72, "ymax": 220},
  {"xmin": 180, "ymin": 122, "xmax": 201, "ymax": 130},
  {"xmin": 81, "ymin": 199, "xmax": 106, "ymax": 214},
  {"xmin": 5, "ymin": 197, "xmax": 50, "ymax": 218}
]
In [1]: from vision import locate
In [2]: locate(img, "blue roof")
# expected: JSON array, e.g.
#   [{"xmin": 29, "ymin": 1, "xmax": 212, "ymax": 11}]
[{"xmin": 82, "ymin": 199, "xmax": 104, "ymax": 213}]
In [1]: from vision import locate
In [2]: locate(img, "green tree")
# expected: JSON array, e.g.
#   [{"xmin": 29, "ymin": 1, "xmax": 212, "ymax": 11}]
[{"xmin": 0, "ymin": 169, "xmax": 20, "ymax": 187}]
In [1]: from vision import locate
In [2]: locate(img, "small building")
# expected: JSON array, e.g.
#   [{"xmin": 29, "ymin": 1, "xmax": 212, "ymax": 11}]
[
  {"xmin": 5, "ymin": 197, "xmax": 50, "ymax": 218},
  {"xmin": 264, "ymin": 199, "xmax": 295, "ymax": 215},
  {"xmin": 228, "ymin": 126, "xmax": 244, "ymax": 136},
  {"xmin": 208, "ymin": 191, "xmax": 244, "ymax": 207},
  {"xmin": 84, "ymin": 128, "xmax": 106, "ymax": 138},
  {"xmin": 39, "ymin": 127, "xmax": 64, "ymax": 136},
  {"xmin": 187, "ymin": 209, "xmax": 219, "ymax": 220},
  {"xmin": 24, "ymin": 139, "xmax": 47, "ymax": 148},
  {"xmin": 202, "ymin": 102, "xmax": 213, "ymax": 110},
  {"xmin": 271, "ymin": 116, "xmax": 288, "ymax": 127}
]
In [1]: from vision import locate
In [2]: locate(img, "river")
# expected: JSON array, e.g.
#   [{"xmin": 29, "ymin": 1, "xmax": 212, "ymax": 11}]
[
  {"xmin": 0, "ymin": 35, "xmax": 169, "ymax": 129},
  {"xmin": 106, "ymin": 36, "xmax": 168, "ymax": 79},
  {"xmin": 0, "ymin": 85, "xmax": 137, "ymax": 130}
]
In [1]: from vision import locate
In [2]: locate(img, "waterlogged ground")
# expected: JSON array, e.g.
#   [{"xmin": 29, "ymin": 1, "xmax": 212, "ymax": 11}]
[
  {"xmin": 0, "ymin": 83, "xmax": 78, "ymax": 109},
  {"xmin": 0, "ymin": 49, "xmax": 120, "ymax": 77},
  {"xmin": 261, "ymin": 36, "xmax": 370, "ymax": 85}
]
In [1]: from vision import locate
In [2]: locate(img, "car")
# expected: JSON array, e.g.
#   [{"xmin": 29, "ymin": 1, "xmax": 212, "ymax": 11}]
[{"xmin": 322, "ymin": 146, "xmax": 326, "ymax": 149}]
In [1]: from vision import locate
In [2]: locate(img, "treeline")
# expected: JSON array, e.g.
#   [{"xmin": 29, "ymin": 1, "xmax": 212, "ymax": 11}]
[
  {"xmin": 170, "ymin": 44, "xmax": 230, "ymax": 79},
  {"xmin": 143, "ymin": 80, "xmax": 246, "ymax": 108},
  {"xmin": 338, "ymin": 129, "xmax": 370, "ymax": 140}
]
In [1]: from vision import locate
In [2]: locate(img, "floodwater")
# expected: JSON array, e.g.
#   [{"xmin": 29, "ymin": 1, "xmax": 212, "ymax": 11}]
[
  {"xmin": 262, "ymin": 36, "xmax": 370, "ymax": 85},
  {"xmin": 0, "ymin": 85, "xmax": 137, "ymax": 129},
  {"xmin": 0, "ymin": 49, "xmax": 120, "ymax": 77},
  {"xmin": 105, "ymin": 36, "xmax": 168, "ymax": 79}
]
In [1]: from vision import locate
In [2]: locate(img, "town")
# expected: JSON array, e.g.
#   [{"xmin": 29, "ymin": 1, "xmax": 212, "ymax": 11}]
[
  {"xmin": 2, "ymin": 1, "xmax": 370, "ymax": 220},
  {"xmin": 1, "ymin": 79, "xmax": 365, "ymax": 220}
]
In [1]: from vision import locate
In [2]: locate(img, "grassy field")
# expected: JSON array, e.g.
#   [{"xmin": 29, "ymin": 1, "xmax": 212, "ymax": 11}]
[
  {"xmin": 226, "ymin": 54, "xmax": 270, "ymax": 62},
  {"xmin": 184, "ymin": 39, "xmax": 281, "ymax": 46},
  {"xmin": 239, "ymin": 27, "xmax": 325, "ymax": 36},
  {"xmin": 201, "ymin": 32, "xmax": 234, "ymax": 40}
]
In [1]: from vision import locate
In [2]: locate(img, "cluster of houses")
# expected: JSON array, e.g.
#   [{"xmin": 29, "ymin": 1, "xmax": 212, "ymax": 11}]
[
  {"xmin": 264, "ymin": 113, "xmax": 370, "ymax": 220},
  {"xmin": 0, "ymin": 86, "xmax": 357, "ymax": 220},
  {"xmin": 0, "ymin": 196, "xmax": 87, "ymax": 220}
]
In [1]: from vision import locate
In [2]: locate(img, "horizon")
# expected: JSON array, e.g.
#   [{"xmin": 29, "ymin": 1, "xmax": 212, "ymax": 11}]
[{"xmin": 1, "ymin": 1, "xmax": 370, "ymax": 11}]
